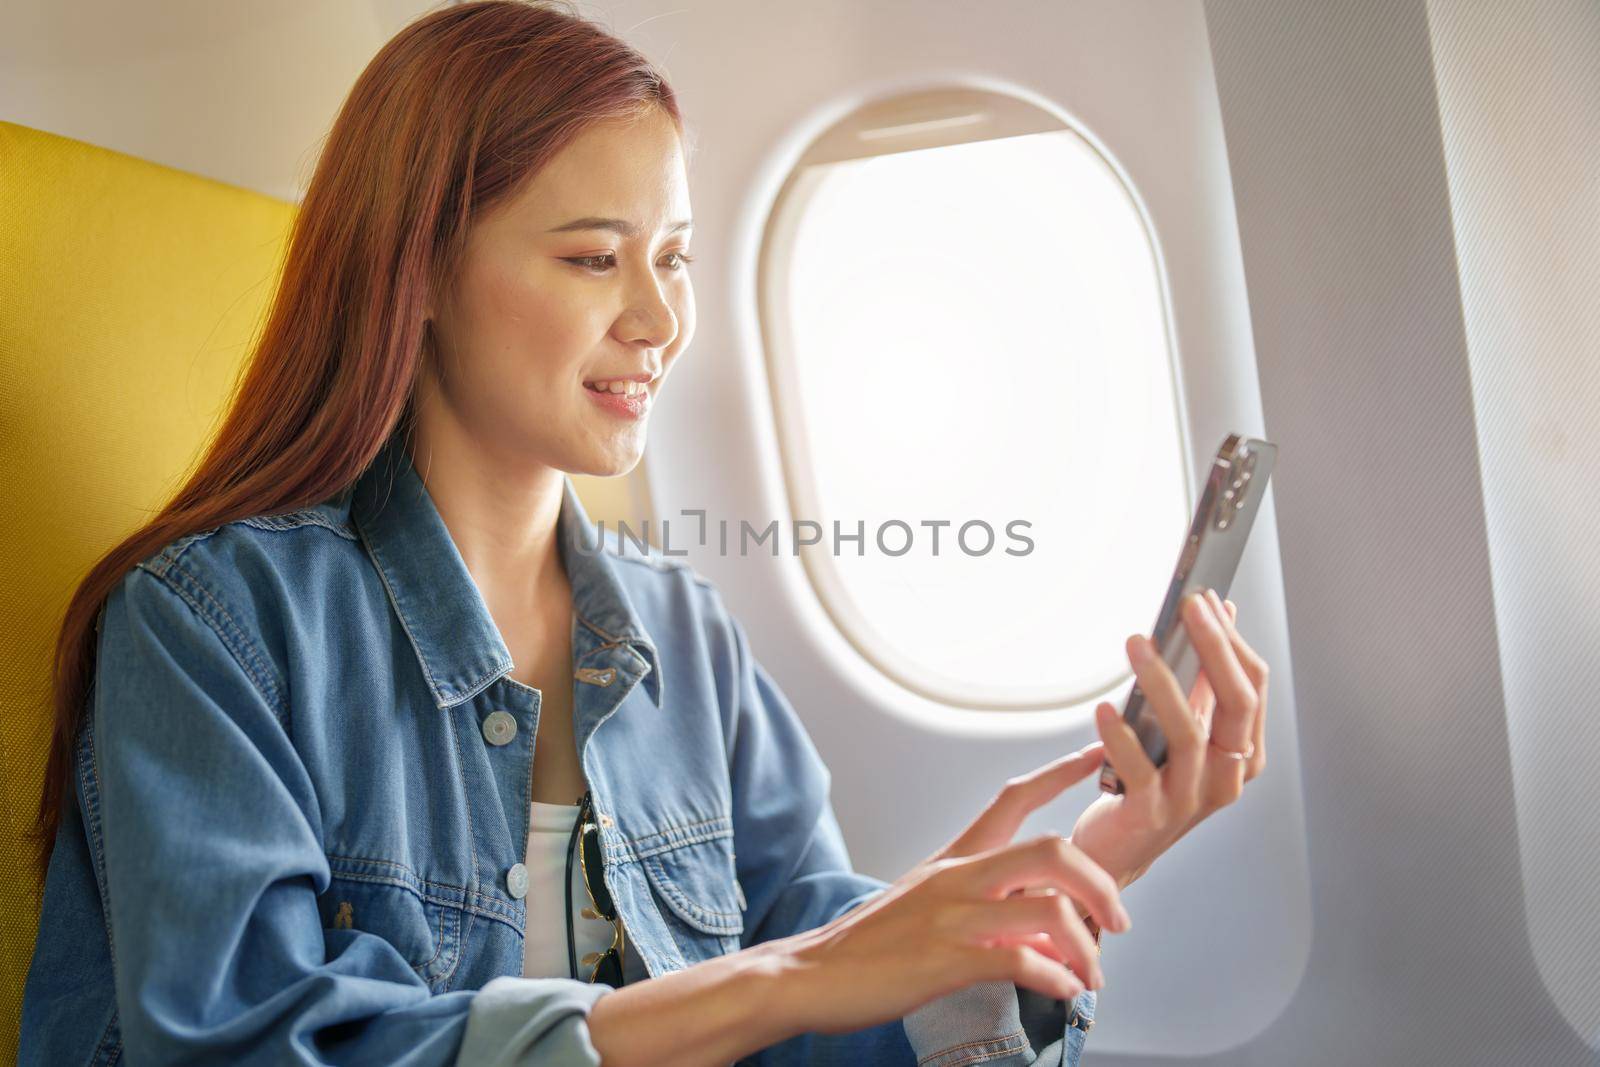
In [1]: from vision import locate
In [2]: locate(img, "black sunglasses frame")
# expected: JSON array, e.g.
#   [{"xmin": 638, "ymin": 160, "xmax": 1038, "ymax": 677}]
[{"xmin": 565, "ymin": 788, "xmax": 625, "ymax": 986}]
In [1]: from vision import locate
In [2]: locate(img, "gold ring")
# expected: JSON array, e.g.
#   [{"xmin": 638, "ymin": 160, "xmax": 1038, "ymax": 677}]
[{"xmin": 1207, "ymin": 737, "xmax": 1255, "ymax": 760}]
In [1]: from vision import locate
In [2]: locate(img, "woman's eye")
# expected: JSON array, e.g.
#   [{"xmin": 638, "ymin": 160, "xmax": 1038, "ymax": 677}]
[{"xmin": 565, "ymin": 252, "xmax": 695, "ymax": 274}]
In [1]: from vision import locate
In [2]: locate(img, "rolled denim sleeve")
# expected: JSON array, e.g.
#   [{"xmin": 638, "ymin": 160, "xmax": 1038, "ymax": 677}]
[
  {"xmin": 905, "ymin": 983, "xmax": 1099, "ymax": 1066},
  {"xmin": 454, "ymin": 978, "xmax": 612, "ymax": 1065},
  {"xmin": 89, "ymin": 564, "xmax": 611, "ymax": 1066}
]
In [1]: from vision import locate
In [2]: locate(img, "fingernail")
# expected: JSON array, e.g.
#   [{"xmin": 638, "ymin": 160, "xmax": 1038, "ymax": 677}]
[
  {"xmin": 1117, "ymin": 905, "xmax": 1132, "ymax": 931},
  {"xmin": 1129, "ymin": 636, "xmax": 1150, "ymax": 665}
]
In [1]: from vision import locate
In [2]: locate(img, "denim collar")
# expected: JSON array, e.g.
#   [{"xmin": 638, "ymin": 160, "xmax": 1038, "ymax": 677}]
[{"xmin": 335, "ymin": 432, "xmax": 664, "ymax": 711}]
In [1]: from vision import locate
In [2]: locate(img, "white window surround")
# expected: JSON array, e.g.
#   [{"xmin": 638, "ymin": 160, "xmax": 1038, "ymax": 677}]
[{"xmin": 754, "ymin": 86, "xmax": 1193, "ymax": 711}]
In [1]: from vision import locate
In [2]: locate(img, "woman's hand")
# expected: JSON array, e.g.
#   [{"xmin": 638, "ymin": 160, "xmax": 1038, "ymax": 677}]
[
  {"xmin": 777, "ymin": 748, "xmax": 1132, "ymax": 1037},
  {"xmin": 1070, "ymin": 588, "xmax": 1270, "ymax": 895}
]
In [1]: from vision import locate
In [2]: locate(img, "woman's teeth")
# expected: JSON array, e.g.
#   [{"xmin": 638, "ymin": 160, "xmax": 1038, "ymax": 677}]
[{"xmin": 586, "ymin": 380, "xmax": 644, "ymax": 396}]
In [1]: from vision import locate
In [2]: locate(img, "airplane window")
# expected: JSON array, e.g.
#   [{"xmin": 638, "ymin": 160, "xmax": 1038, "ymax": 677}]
[{"xmin": 758, "ymin": 88, "xmax": 1191, "ymax": 711}]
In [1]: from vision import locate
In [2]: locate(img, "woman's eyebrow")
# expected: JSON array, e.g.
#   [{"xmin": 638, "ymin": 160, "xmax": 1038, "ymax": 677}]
[{"xmin": 546, "ymin": 217, "xmax": 694, "ymax": 237}]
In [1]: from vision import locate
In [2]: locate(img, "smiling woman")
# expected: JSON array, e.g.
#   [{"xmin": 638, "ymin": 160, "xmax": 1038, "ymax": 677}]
[
  {"xmin": 413, "ymin": 105, "xmax": 697, "ymax": 493},
  {"xmin": 18, "ymin": 3, "xmax": 1130, "ymax": 1066}
]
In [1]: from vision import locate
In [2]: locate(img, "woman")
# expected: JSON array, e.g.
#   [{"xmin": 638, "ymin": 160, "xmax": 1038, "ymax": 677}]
[{"xmin": 19, "ymin": 3, "xmax": 1270, "ymax": 1064}]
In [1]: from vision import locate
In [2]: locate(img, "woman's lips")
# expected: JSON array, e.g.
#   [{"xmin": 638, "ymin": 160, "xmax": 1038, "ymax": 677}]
[{"xmin": 583, "ymin": 382, "xmax": 650, "ymax": 419}]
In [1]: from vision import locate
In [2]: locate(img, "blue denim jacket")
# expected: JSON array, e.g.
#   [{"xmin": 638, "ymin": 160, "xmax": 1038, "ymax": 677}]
[{"xmin": 20, "ymin": 431, "xmax": 1096, "ymax": 1065}]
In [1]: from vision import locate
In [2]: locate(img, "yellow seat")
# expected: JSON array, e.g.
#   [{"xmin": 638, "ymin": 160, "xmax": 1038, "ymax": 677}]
[{"xmin": 0, "ymin": 120, "xmax": 644, "ymax": 1061}]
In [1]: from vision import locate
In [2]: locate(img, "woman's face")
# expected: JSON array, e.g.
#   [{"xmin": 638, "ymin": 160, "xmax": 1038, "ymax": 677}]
[{"xmin": 422, "ymin": 106, "xmax": 695, "ymax": 478}]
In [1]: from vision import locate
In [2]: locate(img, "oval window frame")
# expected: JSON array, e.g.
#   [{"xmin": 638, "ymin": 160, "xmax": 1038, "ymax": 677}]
[{"xmin": 755, "ymin": 85, "xmax": 1192, "ymax": 711}]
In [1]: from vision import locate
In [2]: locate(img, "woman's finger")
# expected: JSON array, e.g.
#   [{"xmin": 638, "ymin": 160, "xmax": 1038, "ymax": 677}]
[
  {"xmin": 963, "ymin": 833, "xmax": 1130, "ymax": 935},
  {"xmin": 1188, "ymin": 592, "xmax": 1256, "ymax": 757},
  {"xmin": 937, "ymin": 746, "xmax": 1106, "ymax": 860},
  {"xmin": 970, "ymin": 942, "xmax": 1085, "ymax": 1002},
  {"xmin": 1126, "ymin": 628, "xmax": 1204, "ymax": 807},
  {"xmin": 962, "ymin": 893, "xmax": 1104, "ymax": 990},
  {"xmin": 1094, "ymin": 701, "xmax": 1159, "ymax": 794},
  {"xmin": 1248, "ymin": 675, "xmax": 1267, "ymax": 779},
  {"xmin": 1222, "ymin": 601, "xmax": 1260, "ymax": 774},
  {"xmin": 1187, "ymin": 593, "xmax": 1252, "ymax": 811},
  {"xmin": 1190, "ymin": 667, "xmax": 1217, "ymax": 731},
  {"xmin": 1215, "ymin": 592, "xmax": 1269, "ymax": 780},
  {"xmin": 1213, "ymin": 590, "xmax": 1269, "ymax": 686},
  {"xmin": 996, "ymin": 930, "xmax": 1069, "ymax": 967}
]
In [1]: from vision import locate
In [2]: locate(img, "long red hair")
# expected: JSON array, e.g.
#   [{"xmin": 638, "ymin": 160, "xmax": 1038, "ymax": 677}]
[{"xmin": 30, "ymin": 0, "xmax": 686, "ymax": 888}]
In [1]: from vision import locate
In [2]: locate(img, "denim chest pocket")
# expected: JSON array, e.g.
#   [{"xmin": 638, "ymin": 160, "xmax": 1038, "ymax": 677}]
[
  {"xmin": 637, "ymin": 830, "xmax": 747, "ymax": 964},
  {"xmin": 321, "ymin": 855, "xmax": 465, "ymax": 991}
]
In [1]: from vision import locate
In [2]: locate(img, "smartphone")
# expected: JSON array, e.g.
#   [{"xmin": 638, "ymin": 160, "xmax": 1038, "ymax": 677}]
[{"xmin": 1099, "ymin": 433, "xmax": 1278, "ymax": 795}]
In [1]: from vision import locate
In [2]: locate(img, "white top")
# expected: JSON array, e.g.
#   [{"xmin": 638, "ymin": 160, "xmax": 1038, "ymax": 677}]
[{"xmin": 521, "ymin": 800, "xmax": 647, "ymax": 985}]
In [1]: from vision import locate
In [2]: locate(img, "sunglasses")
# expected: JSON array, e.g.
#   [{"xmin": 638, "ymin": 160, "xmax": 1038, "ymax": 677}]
[{"xmin": 568, "ymin": 789, "xmax": 625, "ymax": 986}]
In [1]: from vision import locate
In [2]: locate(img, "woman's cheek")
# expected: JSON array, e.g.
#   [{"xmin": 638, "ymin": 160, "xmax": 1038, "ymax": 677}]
[{"xmin": 670, "ymin": 291, "xmax": 696, "ymax": 360}]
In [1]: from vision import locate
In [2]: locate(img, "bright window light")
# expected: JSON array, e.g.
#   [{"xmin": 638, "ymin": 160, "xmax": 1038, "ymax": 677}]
[{"xmin": 762, "ymin": 92, "xmax": 1190, "ymax": 710}]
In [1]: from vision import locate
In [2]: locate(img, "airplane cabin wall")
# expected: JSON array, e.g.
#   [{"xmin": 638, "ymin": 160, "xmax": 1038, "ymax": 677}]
[{"xmin": 1202, "ymin": 0, "xmax": 1596, "ymax": 1060}]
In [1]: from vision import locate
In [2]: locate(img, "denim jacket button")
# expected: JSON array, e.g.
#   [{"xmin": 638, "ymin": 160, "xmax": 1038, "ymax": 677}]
[
  {"xmin": 506, "ymin": 863, "xmax": 529, "ymax": 899},
  {"xmin": 482, "ymin": 710, "xmax": 518, "ymax": 746}
]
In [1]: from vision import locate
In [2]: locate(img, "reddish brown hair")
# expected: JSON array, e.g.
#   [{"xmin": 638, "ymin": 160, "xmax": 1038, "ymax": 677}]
[{"xmin": 30, "ymin": 0, "xmax": 687, "ymax": 887}]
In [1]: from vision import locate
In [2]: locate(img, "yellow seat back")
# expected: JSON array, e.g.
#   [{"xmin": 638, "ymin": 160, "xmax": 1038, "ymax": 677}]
[{"xmin": 0, "ymin": 120, "xmax": 641, "ymax": 1061}]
